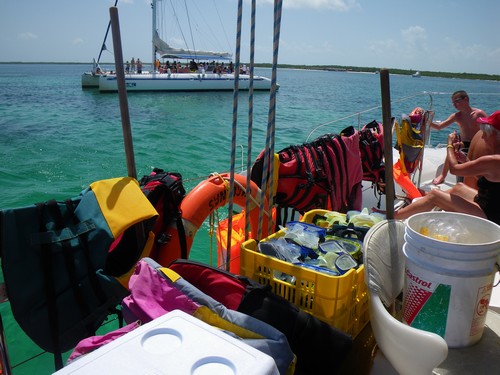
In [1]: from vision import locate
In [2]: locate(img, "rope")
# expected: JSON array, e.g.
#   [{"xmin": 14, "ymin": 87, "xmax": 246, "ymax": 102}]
[
  {"xmin": 168, "ymin": 0, "xmax": 190, "ymax": 53},
  {"xmin": 225, "ymin": 0, "xmax": 244, "ymax": 270},
  {"xmin": 209, "ymin": 172, "xmax": 230, "ymax": 189},
  {"xmin": 209, "ymin": 212, "xmax": 216, "ymax": 266},
  {"xmin": 258, "ymin": 0, "xmax": 282, "ymax": 239},
  {"xmin": 207, "ymin": 172, "xmax": 262, "ymax": 209},
  {"xmin": 183, "ymin": 0, "xmax": 197, "ymax": 59},
  {"xmin": 212, "ymin": 0, "xmax": 233, "ymax": 53},
  {"xmin": 244, "ymin": 0, "xmax": 257, "ymax": 241}
]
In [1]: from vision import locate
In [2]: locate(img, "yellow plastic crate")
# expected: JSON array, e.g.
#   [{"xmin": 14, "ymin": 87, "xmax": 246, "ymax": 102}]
[{"xmin": 240, "ymin": 209, "xmax": 369, "ymax": 338}]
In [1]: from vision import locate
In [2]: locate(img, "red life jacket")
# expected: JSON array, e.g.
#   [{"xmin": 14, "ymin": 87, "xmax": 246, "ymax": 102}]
[{"xmin": 251, "ymin": 126, "xmax": 363, "ymax": 214}]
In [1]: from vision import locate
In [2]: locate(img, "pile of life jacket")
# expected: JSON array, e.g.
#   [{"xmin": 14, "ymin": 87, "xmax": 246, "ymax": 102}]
[
  {"xmin": 69, "ymin": 258, "xmax": 354, "ymax": 375},
  {"xmin": 251, "ymin": 123, "xmax": 385, "ymax": 219}
]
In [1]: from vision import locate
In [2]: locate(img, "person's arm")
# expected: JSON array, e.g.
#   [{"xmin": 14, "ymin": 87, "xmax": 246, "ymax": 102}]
[
  {"xmin": 431, "ymin": 113, "xmax": 456, "ymax": 130},
  {"xmin": 448, "ymin": 133, "xmax": 500, "ymax": 178},
  {"xmin": 471, "ymin": 108, "xmax": 488, "ymax": 119}
]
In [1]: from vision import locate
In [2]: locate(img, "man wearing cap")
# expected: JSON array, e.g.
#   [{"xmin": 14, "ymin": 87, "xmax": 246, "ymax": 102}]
[
  {"xmin": 395, "ymin": 111, "xmax": 500, "ymax": 224},
  {"xmin": 430, "ymin": 90, "xmax": 487, "ymax": 185}
]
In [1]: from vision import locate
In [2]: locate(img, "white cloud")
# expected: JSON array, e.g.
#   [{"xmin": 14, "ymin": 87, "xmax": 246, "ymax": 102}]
[
  {"xmin": 401, "ymin": 26, "xmax": 428, "ymax": 51},
  {"xmin": 368, "ymin": 39, "xmax": 398, "ymax": 54},
  {"xmin": 18, "ymin": 32, "xmax": 38, "ymax": 41},
  {"xmin": 258, "ymin": 0, "xmax": 360, "ymax": 11},
  {"xmin": 72, "ymin": 38, "xmax": 84, "ymax": 45},
  {"xmin": 441, "ymin": 37, "xmax": 498, "ymax": 67}
]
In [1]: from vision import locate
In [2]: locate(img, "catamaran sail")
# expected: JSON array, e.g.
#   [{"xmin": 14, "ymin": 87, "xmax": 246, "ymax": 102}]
[
  {"xmin": 98, "ymin": 0, "xmax": 274, "ymax": 92},
  {"xmin": 154, "ymin": 30, "xmax": 231, "ymax": 60}
]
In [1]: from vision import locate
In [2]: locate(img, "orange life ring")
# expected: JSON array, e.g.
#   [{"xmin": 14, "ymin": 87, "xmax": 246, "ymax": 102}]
[{"xmin": 156, "ymin": 173, "xmax": 270, "ymax": 267}]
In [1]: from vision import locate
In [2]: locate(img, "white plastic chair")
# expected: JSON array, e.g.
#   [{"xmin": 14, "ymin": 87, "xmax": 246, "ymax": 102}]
[{"xmin": 364, "ymin": 220, "xmax": 448, "ymax": 375}]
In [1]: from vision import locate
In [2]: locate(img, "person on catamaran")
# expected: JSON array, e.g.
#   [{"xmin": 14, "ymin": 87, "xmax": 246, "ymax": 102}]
[
  {"xmin": 394, "ymin": 111, "xmax": 500, "ymax": 225},
  {"xmin": 430, "ymin": 90, "xmax": 487, "ymax": 185},
  {"xmin": 131, "ymin": 57, "xmax": 136, "ymax": 73},
  {"xmin": 462, "ymin": 120, "xmax": 499, "ymax": 188}
]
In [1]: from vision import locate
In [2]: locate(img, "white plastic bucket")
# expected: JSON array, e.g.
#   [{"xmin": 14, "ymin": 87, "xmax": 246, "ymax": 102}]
[{"xmin": 403, "ymin": 212, "xmax": 500, "ymax": 348}]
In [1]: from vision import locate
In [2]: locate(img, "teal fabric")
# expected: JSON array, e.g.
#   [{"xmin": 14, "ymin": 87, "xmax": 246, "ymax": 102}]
[
  {"xmin": 74, "ymin": 189, "xmax": 115, "ymax": 266},
  {"xmin": 0, "ymin": 192, "xmax": 128, "ymax": 354}
]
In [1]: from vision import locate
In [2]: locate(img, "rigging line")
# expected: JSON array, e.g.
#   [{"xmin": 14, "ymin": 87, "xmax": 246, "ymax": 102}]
[
  {"xmin": 188, "ymin": 0, "xmax": 226, "ymax": 56},
  {"xmin": 244, "ymin": 0, "xmax": 257, "ymax": 241},
  {"xmin": 258, "ymin": 0, "xmax": 282, "ymax": 240},
  {"xmin": 212, "ymin": 0, "xmax": 233, "ymax": 54},
  {"xmin": 97, "ymin": 0, "xmax": 118, "ymax": 63},
  {"xmin": 225, "ymin": 0, "xmax": 244, "ymax": 270},
  {"xmin": 184, "ymin": 0, "xmax": 197, "ymax": 57},
  {"xmin": 267, "ymin": 0, "xmax": 282, "ymax": 236},
  {"xmin": 168, "ymin": 0, "xmax": 190, "ymax": 52}
]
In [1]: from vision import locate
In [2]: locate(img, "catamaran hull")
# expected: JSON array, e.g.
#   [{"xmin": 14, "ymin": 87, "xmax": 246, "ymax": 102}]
[
  {"xmin": 98, "ymin": 73, "xmax": 274, "ymax": 92},
  {"xmin": 81, "ymin": 72, "xmax": 101, "ymax": 88}
]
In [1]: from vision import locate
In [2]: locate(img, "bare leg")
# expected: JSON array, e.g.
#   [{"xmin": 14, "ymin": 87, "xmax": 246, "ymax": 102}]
[
  {"xmin": 394, "ymin": 183, "xmax": 486, "ymax": 220},
  {"xmin": 432, "ymin": 156, "xmax": 449, "ymax": 185}
]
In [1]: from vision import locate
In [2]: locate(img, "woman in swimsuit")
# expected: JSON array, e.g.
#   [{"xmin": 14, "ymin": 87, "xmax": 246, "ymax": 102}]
[{"xmin": 395, "ymin": 110, "xmax": 500, "ymax": 224}]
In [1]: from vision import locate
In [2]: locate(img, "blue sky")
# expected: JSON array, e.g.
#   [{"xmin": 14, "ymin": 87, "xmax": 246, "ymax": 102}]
[{"xmin": 2, "ymin": 0, "xmax": 500, "ymax": 75}]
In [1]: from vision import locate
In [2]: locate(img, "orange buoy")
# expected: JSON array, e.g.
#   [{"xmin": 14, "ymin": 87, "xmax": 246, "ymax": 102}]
[{"xmin": 156, "ymin": 173, "xmax": 270, "ymax": 267}]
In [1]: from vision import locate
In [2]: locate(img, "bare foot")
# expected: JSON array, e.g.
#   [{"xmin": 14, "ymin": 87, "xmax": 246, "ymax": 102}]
[{"xmin": 432, "ymin": 175, "xmax": 446, "ymax": 185}]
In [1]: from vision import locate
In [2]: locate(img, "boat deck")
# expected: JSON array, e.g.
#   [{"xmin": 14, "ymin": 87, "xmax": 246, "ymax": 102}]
[{"xmin": 350, "ymin": 147, "xmax": 500, "ymax": 374}]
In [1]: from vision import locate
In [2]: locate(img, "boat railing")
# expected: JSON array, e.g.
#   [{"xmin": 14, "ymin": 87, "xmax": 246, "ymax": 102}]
[
  {"xmin": 305, "ymin": 91, "xmax": 435, "ymax": 142},
  {"xmin": 208, "ymin": 93, "xmax": 436, "ymax": 188}
]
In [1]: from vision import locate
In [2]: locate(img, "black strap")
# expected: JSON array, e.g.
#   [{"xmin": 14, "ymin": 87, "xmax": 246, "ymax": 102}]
[
  {"xmin": 318, "ymin": 135, "xmax": 339, "ymax": 210},
  {"xmin": 177, "ymin": 215, "xmax": 188, "ymax": 259},
  {"xmin": 38, "ymin": 203, "xmax": 63, "ymax": 370},
  {"xmin": 147, "ymin": 182, "xmax": 188, "ymax": 259},
  {"xmin": 47, "ymin": 201, "xmax": 91, "ymax": 317},
  {"xmin": 64, "ymin": 200, "xmax": 108, "ymax": 305},
  {"xmin": 291, "ymin": 146, "xmax": 313, "ymax": 209}
]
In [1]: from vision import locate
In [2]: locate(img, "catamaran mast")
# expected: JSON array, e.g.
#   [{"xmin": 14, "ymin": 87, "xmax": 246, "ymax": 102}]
[{"xmin": 152, "ymin": 0, "xmax": 158, "ymax": 74}]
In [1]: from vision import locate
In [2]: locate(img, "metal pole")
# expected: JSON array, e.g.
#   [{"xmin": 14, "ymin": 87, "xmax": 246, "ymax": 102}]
[
  {"xmin": 380, "ymin": 69, "xmax": 395, "ymax": 219},
  {"xmin": 152, "ymin": 0, "xmax": 157, "ymax": 74},
  {"xmin": 110, "ymin": 6, "xmax": 137, "ymax": 179}
]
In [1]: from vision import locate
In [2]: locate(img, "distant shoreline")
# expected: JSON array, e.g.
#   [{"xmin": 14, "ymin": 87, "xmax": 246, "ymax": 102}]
[{"xmin": 1, "ymin": 61, "xmax": 499, "ymax": 81}]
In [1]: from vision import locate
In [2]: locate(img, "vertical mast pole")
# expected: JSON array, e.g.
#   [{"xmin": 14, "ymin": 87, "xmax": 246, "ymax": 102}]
[
  {"xmin": 152, "ymin": 0, "xmax": 157, "ymax": 74},
  {"xmin": 380, "ymin": 69, "xmax": 394, "ymax": 219},
  {"xmin": 110, "ymin": 6, "xmax": 137, "ymax": 179}
]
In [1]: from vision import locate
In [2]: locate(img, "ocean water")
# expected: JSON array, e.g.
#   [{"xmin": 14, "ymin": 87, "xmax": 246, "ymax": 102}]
[{"xmin": 1, "ymin": 63, "xmax": 500, "ymax": 373}]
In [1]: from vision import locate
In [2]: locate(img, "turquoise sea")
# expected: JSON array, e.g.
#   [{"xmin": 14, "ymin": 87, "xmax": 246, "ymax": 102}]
[{"xmin": 1, "ymin": 63, "xmax": 500, "ymax": 373}]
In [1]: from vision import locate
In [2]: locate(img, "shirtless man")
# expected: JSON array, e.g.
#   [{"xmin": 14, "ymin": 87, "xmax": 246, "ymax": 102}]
[{"xmin": 430, "ymin": 90, "xmax": 487, "ymax": 185}]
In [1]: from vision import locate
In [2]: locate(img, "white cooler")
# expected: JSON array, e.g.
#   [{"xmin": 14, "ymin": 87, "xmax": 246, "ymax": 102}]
[{"xmin": 54, "ymin": 310, "xmax": 279, "ymax": 375}]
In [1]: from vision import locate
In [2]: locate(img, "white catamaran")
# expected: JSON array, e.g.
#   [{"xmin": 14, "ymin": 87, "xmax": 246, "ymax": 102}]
[
  {"xmin": 97, "ymin": 0, "xmax": 274, "ymax": 92},
  {"xmin": 81, "ymin": 0, "xmax": 118, "ymax": 88}
]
